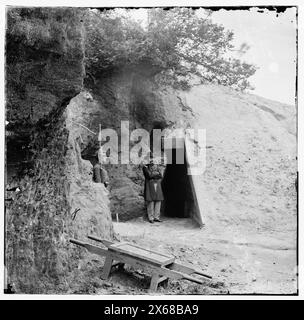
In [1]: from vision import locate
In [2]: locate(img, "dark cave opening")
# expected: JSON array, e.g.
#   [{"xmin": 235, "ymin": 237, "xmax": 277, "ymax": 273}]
[{"xmin": 161, "ymin": 148, "xmax": 194, "ymax": 218}]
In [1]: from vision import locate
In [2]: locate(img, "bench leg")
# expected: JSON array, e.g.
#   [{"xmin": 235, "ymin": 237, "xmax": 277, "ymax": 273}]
[
  {"xmin": 149, "ymin": 273, "xmax": 160, "ymax": 293},
  {"xmin": 101, "ymin": 256, "xmax": 113, "ymax": 280},
  {"xmin": 158, "ymin": 276, "xmax": 169, "ymax": 288}
]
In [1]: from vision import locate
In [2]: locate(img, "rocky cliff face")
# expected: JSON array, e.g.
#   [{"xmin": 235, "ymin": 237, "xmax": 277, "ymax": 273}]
[
  {"xmin": 6, "ymin": 7, "xmax": 84, "ymax": 125},
  {"xmin": 5, "ymin": 8, "xmax": 113, "ymax": 293}
]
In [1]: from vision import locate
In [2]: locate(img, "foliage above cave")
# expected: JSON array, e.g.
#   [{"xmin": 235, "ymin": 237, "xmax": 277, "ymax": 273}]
[{"xmin": 84, "ymin": 8, "xmax": 257, "ymax": 90}]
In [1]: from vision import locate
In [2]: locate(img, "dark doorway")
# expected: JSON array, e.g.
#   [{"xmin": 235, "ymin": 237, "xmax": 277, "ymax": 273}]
[{"xmin": 162, "ymin": 148, "xmax": 193, "ymax": 218}]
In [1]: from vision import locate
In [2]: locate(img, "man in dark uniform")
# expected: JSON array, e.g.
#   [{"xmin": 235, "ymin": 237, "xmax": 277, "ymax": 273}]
[{"xmin": 143, "ymin": 159, "xmax": 164, "ymax": 223}]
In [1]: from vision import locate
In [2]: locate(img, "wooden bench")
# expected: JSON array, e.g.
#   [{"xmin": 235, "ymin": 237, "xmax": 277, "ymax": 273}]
[{"xmin": 70, "ymin": 235, "xmax": 212, "ymax": 292}]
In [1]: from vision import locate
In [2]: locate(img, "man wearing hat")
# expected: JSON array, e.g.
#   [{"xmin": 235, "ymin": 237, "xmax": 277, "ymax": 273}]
[{"xmin": 142, "ymin": 158, "xmax": 165, "ymax": 223}]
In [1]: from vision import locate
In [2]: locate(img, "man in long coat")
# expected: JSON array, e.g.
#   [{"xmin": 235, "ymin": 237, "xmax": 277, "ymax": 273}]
[{"xmin": 143, "ymin": 159, "xmax": 164, "ymax": 223}]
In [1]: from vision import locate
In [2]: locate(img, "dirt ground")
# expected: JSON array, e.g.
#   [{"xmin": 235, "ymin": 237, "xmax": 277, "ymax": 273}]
[
  {"xmin": 70, "ymin": 215, "xmax": 296, "ymax": 295},
  {"xmin": 107, "ymin": 217, "xmax": 297, "ymax": 295}
]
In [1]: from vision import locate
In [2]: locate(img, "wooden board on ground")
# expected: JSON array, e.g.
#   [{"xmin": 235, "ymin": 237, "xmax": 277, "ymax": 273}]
[{"xmin": 108, "ymin": 242, "xmax": 175, "ymax": 266}]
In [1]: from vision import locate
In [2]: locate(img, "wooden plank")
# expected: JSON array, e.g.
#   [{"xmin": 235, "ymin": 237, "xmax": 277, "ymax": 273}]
[
  {"xmin": 87, "ymin": 235, "xmax": 114, "ymax": 247},
  {"xmin": 167, "ymin": 262, "xmax": 196, "ymax": 274},
  {"xmin": 70, "ymin": 239, "xmax": 108, "ymax": 257},
  {"xmin": 110, "ymin": 242, "xmax": 173, "ymax": 259},
  {"xmin": 159, "ymin": 267, "xmax": 208, "ymax": 284},
  {"xmin": 167, "ymin": 262, "xmax": 212, "ymax": 279},
  {"xmin": 85, "ymin": 244, "xmax": 108, "ymax": 257},
  {"xmin": 71, "ymin": 238, "xmax": 170, "ymax": 269},
  {"xmin": 109, "ymin": 243, "xmax": 174, "ymax": 266}
]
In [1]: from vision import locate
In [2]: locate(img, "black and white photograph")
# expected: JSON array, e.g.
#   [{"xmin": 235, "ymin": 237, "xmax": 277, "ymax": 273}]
[{"xmin": 1, "ymin": 0, "xmax": 302, "ymax": 300}]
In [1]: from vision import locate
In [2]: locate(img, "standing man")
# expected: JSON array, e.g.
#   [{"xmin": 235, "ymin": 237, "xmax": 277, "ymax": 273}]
[
  {"xmin": 143, "ymin": 159, "xmax": 164, "ymax": 223},
  {"xmin": 93, "ymin": 148, "xmax": 109, "ymax": 188},
  {"xmin": 94, "ymin": 123, "xmax": 109, "ymax": 188}
]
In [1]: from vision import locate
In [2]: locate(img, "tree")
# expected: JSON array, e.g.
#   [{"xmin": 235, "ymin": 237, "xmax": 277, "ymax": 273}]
[{"xmin": 84, "ymin": 8, "xmax": 257, "ymax": 91}]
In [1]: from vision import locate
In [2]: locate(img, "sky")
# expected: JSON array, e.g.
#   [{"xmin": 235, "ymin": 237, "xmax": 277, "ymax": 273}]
[
  {"xmin": 129, "ymin": 7, "xmax": 297, "ymax": 106},
  {"xmin": 210, "ymin": 7, "xmax": 297, "ymax": 105}
]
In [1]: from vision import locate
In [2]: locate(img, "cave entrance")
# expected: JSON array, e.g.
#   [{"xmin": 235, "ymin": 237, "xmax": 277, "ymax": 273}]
[
  {"xmin": 161, "ymin": 137, "xmax": 204, "ymax": 227},
  {"xmin": 162, "ymin": 148, "xmax": 192, "ymax": 218}
]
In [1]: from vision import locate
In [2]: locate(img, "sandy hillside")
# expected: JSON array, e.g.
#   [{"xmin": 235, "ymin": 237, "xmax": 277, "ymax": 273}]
[{"xmin": 182, "ymin": 85, "xmax": 297, "ymax": 239}]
